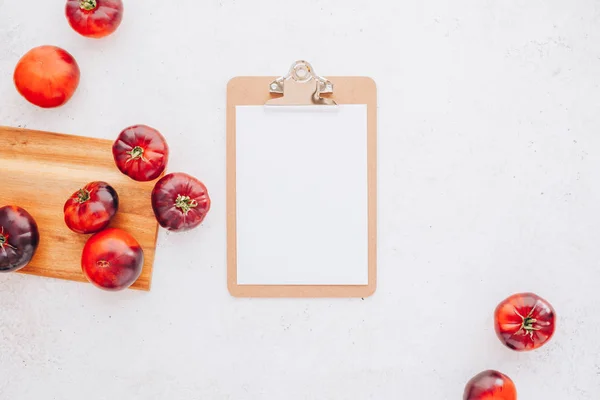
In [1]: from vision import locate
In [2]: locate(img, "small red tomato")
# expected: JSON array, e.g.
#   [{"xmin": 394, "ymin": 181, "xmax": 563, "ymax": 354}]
[
  {"xmin": 494, "ymin": 292, "xmax": 556, "ymax": 351},
  {"xmin": 13, "ymin": 45, "xmax": 80, "ymax": 108},
  {"xmin": 112, "ymin": 125, "xmax": 169, "ymax": 182},
  {"xmin": 81, "ymin": 228, "xmax": 143, "ymax": 291},
  {"xmin": 65, "ymin": 0, "xmax": 124, "ymax": 38},
  {"xmin": 151, "ymin": 173, "xmax": 211, "ymax": 232},
  {"xmin": 463, "ymin": 370, "xmax": 517, "ymax": 400},
  {"xmin": 0, "ymin": 206, "xmax": 40, "ymax": 273},
  {"xmin": 64, "ymin": 181, "xmax": 119, "ymax": 234}
]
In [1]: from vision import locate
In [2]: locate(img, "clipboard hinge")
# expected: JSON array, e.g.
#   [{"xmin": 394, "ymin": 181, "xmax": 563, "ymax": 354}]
[{"xmin": 267, "ymin": 60, "xmax": 336, "ymax": 106}]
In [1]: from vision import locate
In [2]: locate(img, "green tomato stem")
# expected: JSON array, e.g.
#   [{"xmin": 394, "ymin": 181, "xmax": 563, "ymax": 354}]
[
  {"xmin": 0, "ymin": 228, "xmax": 16, "ymax": 250},
  {"xmin": 77, "ymin": 189, "xmax": 91, "ymax": 203},
  {"xmin": 127, "ymin": 146, "xmax": 145, "ymax": 161},
  {"xmin": 80, "ymin": 0, "xmax": 97, "ymax": 11},
  {"xmin": 515, "ymin": 306, "xmax": 541, "ymax": 339},
  {"xmin": 175, "ymin": 195, "xmax": 198, "ymax": 215}
]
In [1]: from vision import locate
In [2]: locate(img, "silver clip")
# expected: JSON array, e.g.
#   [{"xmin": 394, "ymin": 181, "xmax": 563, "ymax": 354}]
[{"xmin": 267, "ymin": 60, "xmax": 336, "ymax": 106}]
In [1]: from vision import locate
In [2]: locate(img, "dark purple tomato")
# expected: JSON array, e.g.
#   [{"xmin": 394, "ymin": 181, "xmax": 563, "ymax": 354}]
[
  {"xmin": 151, "ymin": 172, "xmax": 210, "ymax": 232},
  {"xmin": 0, "ymin": 206, "xmax": 40, "ymax": 272}
]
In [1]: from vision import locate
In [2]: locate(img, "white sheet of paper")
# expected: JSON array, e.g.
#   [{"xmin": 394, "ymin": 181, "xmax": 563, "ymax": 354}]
[{"xmin": 235, "ymin": 104, "xmax": 369, "ymax": 285}]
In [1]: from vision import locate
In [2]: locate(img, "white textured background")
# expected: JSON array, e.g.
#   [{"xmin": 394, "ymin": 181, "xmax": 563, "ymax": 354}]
[{"xmin": 1, "ymin": 0, "xmax": 600, "ymax": 399}]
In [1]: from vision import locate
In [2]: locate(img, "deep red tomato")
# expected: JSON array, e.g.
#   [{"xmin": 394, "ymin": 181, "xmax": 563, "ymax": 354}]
[
  {"xmin": 65, "ymin": 0, "xmax": 124, "ymax": 38},
  {"xmin": 13, "ymin": 45, "xmax": 80, "ymax": 108},
  {"xmin": 0, "ymin": 206, "xmax": 40, "ymax": 273},
  {"xmin": 64, "ymin": 181, "xmax": 119, "ymax": 234},
  {"xmin": 151, "ymin": 172, "xmax": 211, "ymax": 232},
  {"xmin": 494, "ymin": 292, "xmax": 556, "ymax": 351},
  {"xmin": 112, "ymin": 125, "xmax": 169, "ymax": 182},
  {"xmin": 81, "ymin": 228, "xmax": 143, "ymax": 291},
  {"xmin": 463, "ymin": 370, "xmax": 517, "ymax": 400}
]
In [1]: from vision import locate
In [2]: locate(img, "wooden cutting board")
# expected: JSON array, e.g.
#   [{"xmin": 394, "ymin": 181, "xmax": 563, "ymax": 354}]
[{"xmin": 0, "ymin": 126, "xmax": 159, "ymax": 291}]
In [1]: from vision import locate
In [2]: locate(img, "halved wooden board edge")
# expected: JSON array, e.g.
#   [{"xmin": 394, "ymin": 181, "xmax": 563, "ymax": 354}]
[{"xmin": 226, "ymin": 76, "xmax": 378, "ymax": 298}]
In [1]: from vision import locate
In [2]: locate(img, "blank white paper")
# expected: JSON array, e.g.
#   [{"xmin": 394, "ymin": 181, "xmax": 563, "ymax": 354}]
[{"xmin": 236, "ymin": 104, "xmax": 369, "ymax": 285}]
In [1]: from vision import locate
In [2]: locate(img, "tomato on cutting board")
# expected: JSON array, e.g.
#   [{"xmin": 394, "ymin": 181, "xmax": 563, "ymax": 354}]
[
  {"xmin": 64, "ymin": 181, "xmax": 119, "ymax": 234},
  {"xmin": 151, "ymin": 173, "xmax": 211, "ymax": 232},
  {"xmin": 81, "ymin": 228, "xmax": 143, "ymax": 291},
  {"xmin": 463, "ymin": 370, "xmax": 517, "ymax": 400},
  {"xmin": 13, "ymin": 45, "xmax": 80, "ymax": 108},
  {"xmin": 494, "ymin": 292, "xmax": 556, "ymax": 351},
  {"xmin": 65, "ymin": 0, "xmax": 124, "ymax": 38},
  {"xmin": 112, "ymin": 125, "xmax": 169, "ymax": 182},
  {"xmin": 0, "ymin": 206, "xmax": 40, "ymax": 273}
]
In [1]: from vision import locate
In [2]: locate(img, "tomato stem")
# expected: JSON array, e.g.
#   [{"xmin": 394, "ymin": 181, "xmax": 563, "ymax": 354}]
[
  {"xmin": 80, "ymin": 0, "xmax": 97, "ymax": 11},
  {"xmin": 127, "ymin": 146, "xmax": 145, "ymax": 161},
  {"xmin": 96, "ymin": 260, "xmax": 110, "ymax": 268},
  {"xmin": 515, "ymin": 306, "xmax": 541, "ymax": 339},
  {"xmin": 0, "ymin": 228, "xmax": 16, "ymax": 250},
  {"xmin": 174, "ymin": 195, "xmax": 198, "ymax": 215},
  {"xmin": 77, "ymin": 189, "xmax": 91, "ymax": 203}
]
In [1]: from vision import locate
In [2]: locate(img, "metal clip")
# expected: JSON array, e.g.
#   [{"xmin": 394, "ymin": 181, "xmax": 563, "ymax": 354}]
[{"xmin": 267, "ymin": 60, "xmax": 336, "ymax": 106}]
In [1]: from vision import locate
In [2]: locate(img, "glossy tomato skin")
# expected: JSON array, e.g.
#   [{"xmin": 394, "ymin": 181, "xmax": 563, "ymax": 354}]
[
  {"xmin": 0, "ymin": 206, "xmax": 40, "ymax": 273},
  {"xmin": 151, "ymin": 173, "xmax": 211, "ymax": 232},
  {"xmin": 64, "ymin": 181, "xmax": 119, "ymax": 234},
  {"xmin": 494, "ymin": 292, "xmax": 556, "ymax": 351},
  {"xmin": 463, "ymin": 370, "xmax": 517, "ymax": 400},
  {"xmin": 65, "ymin": 0, "xmax": 124, "ymax": 38},
  {"xmin": 112, "ymin": 125, "xmax": 169, "ymax": 182},
  {"xmin": 14, "ymin": 45, "xmax": 80, "ymax": 108},
  {"xmin": 81, "ymin": 228, "xmax": 143, "ymax": 291}
]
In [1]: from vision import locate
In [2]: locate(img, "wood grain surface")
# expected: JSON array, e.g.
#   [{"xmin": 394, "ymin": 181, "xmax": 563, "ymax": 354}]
[{"xmin": 0, "ymin": 126, "xmax": 159, "ymax": 291}]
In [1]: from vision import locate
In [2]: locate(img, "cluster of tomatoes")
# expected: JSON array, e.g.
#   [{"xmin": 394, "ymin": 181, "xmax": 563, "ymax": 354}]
[
  {"xmin": 1, "ymin": 1, "xmax": 211, "ymax": 291},
  {"xmin": 464, "ymin": 292, "xmax": 556, "ymax": 399}
]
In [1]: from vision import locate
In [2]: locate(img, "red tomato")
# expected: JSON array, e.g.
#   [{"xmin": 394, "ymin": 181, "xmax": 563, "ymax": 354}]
[
  {"xmin": 64, "ymin": 181, "xmax": 119, "ymax": 234},
  {"xmin": 13, "ymin": 45, "xmax": 80, "ymax": 108},
  {"xmin": 494, "ymin": 292, "xmax": 556, "ymax": 351},
  {"xmin": 65, "ymin": 0, "xmax": 124, "ymax": 38},
  {"xmin": 81, "ymin": 228, "xmax": 143, "ymax": 291},
  {"xmin": 112, "ymin": 125, "xmax": 169, "ymax": 182},
  {"xmin": 151, "ymin": 173, "xmax": 211, "ymax": 232},
  {"xmin": 463, "ymin": 370, "xmax": 517, "ymax": 400},
  {"xmin": 0, "ymin": 206, "xmax": 40, "ymax": 273}
]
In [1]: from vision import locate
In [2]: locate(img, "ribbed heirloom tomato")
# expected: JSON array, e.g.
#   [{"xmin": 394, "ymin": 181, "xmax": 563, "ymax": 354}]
[
  {"xmin": 13, "ymin": 45, "xmax": 80, "ymax": 108},
  {"xmin": 463, "ymin": 370, "xmax": 517, "ymax": 400},
  {"xmin": 65, "ymin": 0, "xmax": 124, "ymax": 38},
  {"xmin": 494, "ymin": 292, "xmax": 556, "ymax": 351},
  {"xmin": 0, "ymin": 206, "xmax": 40, "ymax": 273},
  {"xmin": 82, "ymin": 228, "xmax": 143, "ymax": 291},
  {"xmin": 112, "ymin": 125, "xmax": 169, "ymax": 182},
  {"xmin": 64, "ymin": 181, "xmax": 119, "ymax": 234},
  {"xmin": 151, "ymin": 173, "xmax": 211, "ymax": 232}
]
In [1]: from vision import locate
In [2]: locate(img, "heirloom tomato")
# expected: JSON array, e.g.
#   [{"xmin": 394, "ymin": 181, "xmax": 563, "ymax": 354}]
[
  {"xmin": 494, "ymin": 292, "xmax": 556, "ymax": 351},
  {"xmin": 65, "ymin": 0, "xmax": 124, "ymax": 38},
  {"xmin": 463, "ymin": 370, "xmax": 517, "ymax": 400},
  {"xmin": 81, "ymin": 228, "xmax": 143, "ymax": 291},
  {"xmin": 13, "ymin": 45, "xmax": 80, "ymax": 108},
  {"xmin": 64, "ymin": 181, "xmax": 119, "ymax": 234},
  {"xmin": 151, "ymin": 172, "xmax": 211, "ymax": 232},
  {"xmin": 112, "ymin": 125, "xmax": 169, "ymax": 182},
  {"xmin": 0, "ymin": 206, "xmax": 40, "ymax": 273}
]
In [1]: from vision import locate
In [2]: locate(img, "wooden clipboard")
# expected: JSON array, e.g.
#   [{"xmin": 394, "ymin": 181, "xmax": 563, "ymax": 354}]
[{"xmin": 227, "ymin": 61, "xmax": 377, "ymax": 298}]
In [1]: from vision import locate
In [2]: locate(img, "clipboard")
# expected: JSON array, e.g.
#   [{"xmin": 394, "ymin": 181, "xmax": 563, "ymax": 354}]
[{"xmin": 227, "ymin": 61, "xmax": 377, "ymax": 298}]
